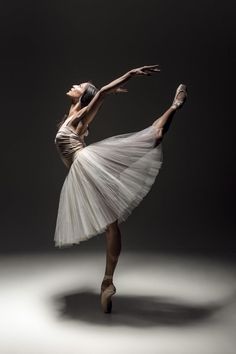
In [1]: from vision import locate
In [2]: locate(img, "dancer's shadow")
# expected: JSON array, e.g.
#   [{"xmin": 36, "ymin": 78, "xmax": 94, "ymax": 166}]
[{"xmin": 51, "ymin": 288, "xmax": 223, "ymax": 327}]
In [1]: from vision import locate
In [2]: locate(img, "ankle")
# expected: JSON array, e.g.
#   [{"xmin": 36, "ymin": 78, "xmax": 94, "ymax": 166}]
[
  {"xmin": 170, "ymin": 104, "xmax": 178, "ymax": 111},
  {"xmin": 103, "ymin": 274, "xmax": 113, "ymax": 281},
  {"xmin": 101, "ymin": 274, "xmax": 114, "ymax": 290},
  {"xmin": 101, "ymin": 279, "xmax": 113, "ymax": 292},
  {"xmin": 170, "ymin": 102, "xmax": 178, "ymax": 111}
]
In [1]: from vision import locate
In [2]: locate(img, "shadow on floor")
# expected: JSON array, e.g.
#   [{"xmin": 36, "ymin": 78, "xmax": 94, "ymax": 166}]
[{"xmin": 51, "ymin": 288, "xmax": 223, "ymax": 327}]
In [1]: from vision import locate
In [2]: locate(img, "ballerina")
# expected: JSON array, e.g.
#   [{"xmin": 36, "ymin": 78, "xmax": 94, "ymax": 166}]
[{"xmin": 54, "ymin": 65, "xmax": 187, "ymax": 313}]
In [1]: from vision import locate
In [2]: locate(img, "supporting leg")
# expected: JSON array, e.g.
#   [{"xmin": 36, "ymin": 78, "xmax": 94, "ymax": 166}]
[{"xmin": 101, "ymin": 220, "xmax": 121, "ymax": 291}]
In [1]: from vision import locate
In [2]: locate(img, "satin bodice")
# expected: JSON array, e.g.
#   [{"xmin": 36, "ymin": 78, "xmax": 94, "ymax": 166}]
[{"xmin": 55, "ymin": 124, "xmax": 89, "ymax": 168}]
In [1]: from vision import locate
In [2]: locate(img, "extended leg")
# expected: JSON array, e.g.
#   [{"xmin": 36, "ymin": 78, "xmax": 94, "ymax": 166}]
[
  {"xmin": 152, "ymin": 106, "xmax": 177, "ymax": 141},
  {"xmin": 152, "ymin": 84, "xmax": 187, "ymax": 142},
  {"xmin": 101, "ymin": 220, "xmax": 121, "ymax": 291}
]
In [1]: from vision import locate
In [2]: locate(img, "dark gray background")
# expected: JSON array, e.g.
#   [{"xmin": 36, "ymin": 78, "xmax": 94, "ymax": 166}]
[{"xmin": 1, "ymin": 0, "xmax": 235, "ymax": 253}]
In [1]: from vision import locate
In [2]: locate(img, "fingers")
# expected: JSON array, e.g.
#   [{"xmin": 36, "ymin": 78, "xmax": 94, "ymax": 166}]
[
  {"xmin": 117, "ymin": 88, "xmax": 128, "ymax": 92},
  {"xmin": 141, "ymin": 68, "xmax": 160, "ymax": 75},
  {"xmin": 143, "ymin": 64, "xmax": 160, "ymax": 70},
  {"xmin": 115, "ymin": 87, "xmax": 128, "ymax": 94},
  {"xmin": 145, "ymin": 67, "xmax": 161, "ymax": 72},
  {"xmin": 140, "ymin": 64, "xmax": 161, "ymax": 75},
  {"xmin": 131, "ymin": 64, "xmax": 161, "ymax": 77}
]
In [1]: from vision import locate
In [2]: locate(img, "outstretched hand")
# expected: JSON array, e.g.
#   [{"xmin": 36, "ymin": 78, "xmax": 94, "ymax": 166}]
[
  {"xmin": 130, "ymin": 64, "xmax": 161, "ymax": 76},
  {"xmin": 102, "ymin": 64, "xmax": 161, "ymax": 96}
]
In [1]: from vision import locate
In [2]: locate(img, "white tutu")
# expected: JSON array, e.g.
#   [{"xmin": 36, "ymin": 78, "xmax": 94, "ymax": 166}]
[{"xmin": 54, "ymin": 124, "xmax": 163, "ymax": 248}]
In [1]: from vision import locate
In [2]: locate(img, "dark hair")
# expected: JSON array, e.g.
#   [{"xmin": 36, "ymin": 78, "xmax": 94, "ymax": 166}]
[{"xmin": 56, "ymin": 81, "xmax": 99, "ymax": 129}]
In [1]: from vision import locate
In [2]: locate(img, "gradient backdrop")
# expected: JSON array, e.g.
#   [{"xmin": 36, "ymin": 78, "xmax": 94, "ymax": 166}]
[{"xmin": 1, "ymin": 0, "xmax": 235, "ymax": 253}]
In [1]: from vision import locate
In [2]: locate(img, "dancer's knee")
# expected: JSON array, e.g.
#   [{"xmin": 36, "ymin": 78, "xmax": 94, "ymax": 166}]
[
  {"xmin": 151, "ymin": 125, "xmax": 163, "ymax": 146},
  {"xmin": 153, "ymin": 125, "xmax": 163, "ymax": 139},
  {"xmin": 106, "ymin": 220, "xmax": 119, "ymax": 232}
]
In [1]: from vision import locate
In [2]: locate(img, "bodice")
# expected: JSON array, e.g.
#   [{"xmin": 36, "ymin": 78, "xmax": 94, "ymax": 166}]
[{"xmin": 55, "ymin": 124, "xmax": 89, "ymax": 168}]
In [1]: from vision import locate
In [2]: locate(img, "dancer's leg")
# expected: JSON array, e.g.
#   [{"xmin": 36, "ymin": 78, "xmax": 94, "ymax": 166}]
[
  {"xmin": 101, "ymin": 220, "xmax": 121, "ymax": 291},
  {"xmin": 152, "ymin": 84, "xmax": 187, "ymax": 142},
  {"xmin": 152, "ymin": 106, "xmax": 177, "ymax": 140}
]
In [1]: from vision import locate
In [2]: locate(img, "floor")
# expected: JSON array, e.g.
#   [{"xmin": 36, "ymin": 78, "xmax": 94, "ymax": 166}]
[{"xmin": 0, "ymin": 251, "xmax": 235, "ymax": 354}]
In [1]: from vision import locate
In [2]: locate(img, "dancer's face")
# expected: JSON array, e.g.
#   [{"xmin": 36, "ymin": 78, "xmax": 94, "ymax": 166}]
[{"xmin": 66, "ymin": 82, "xmax": 88, "ymax": 99}]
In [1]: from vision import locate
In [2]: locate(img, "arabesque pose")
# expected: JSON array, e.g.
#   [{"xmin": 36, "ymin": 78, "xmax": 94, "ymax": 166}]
[{"xmin": 54, "ymin": 64, "xmax": 187, "ymax": 313}]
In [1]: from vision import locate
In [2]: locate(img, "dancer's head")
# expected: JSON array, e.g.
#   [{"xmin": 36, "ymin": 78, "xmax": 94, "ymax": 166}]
[
  {"xmin": 57, "ymin": 81, "xmax": 99, "ymax": 129},
  {"xmin": 66, "ymin": 81, "xmax": 99, "ymax": 107}
]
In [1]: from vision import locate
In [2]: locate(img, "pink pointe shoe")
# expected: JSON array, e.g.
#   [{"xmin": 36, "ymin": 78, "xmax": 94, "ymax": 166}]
[
  {"xmin": 100, "ymin": 275, "xmax": 116, "ymax": 313},
  {"xmin": 171, "ymin": 84, "xmax": 187, "ymax": 110}
]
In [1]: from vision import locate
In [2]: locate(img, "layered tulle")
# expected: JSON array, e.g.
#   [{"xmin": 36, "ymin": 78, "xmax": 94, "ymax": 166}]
[{"xmin": 54, "ymin": 124, "xmax": 163, "ymax": 247}]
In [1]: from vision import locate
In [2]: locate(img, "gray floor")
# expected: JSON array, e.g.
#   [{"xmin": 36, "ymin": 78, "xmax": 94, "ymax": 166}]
[{"xmin": 0, "ymin": 251, "xmax": 235, "ymax": 354}]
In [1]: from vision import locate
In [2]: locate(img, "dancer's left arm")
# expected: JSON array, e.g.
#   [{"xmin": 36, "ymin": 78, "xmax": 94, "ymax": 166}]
[
  {"xmin": 76, "ymin": 65, "xmax": 160, "ymax": 134},
  {"xmin": 100, "ymin": 64, "xmax": 160, "ymax": 95}
]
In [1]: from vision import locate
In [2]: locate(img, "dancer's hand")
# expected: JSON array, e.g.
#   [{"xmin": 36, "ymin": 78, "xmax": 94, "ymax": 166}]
[
  {"xmin": 113, "ymin": 86, "xmax": 129, "ymax": 94},
  {"xmin": 129, "ymin": 64, "xmax": 161, "ymax": 77},
  {"xmin": 100, "ymin": 65, "xmax": 160, "ymax": 97}
]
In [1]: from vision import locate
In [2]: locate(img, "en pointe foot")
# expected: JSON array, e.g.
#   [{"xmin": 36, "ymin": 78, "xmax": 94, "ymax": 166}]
[
  {"xmin": 171, "ymin": 84, "xmax": 187, "ymax": 110},
  {"xmin": 100, "ymin": 275, "xmax": 116, "ymax": 313}
]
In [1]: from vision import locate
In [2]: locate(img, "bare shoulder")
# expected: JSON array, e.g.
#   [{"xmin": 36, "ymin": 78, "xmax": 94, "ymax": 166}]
[
  {"xmin": 68, "ymin": 106, "xmax": 87, "ymax": 122},
  {"xmin": 76, "ymin": 90, "xmax": 105, "ymax": 132},
  {"xmin": 66, "ymin": 110, "xmax": 88, "ymax": 135},
  {"xmin": 66, "ymin": 107, "xmax": 87, "ymax": 126},
  {"xmin": 66, "ymin": 90, "xmax": 104, "ymax": 135}
]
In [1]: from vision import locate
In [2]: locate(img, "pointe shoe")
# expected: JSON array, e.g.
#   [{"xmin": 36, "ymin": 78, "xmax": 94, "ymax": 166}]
[
  {"xmin": 100, "ymin": 275, "xmax": 116, "ymax": 313},
  {"xmin": 171, "ymin": 84, "xmax": 187, "ymax": 110}
]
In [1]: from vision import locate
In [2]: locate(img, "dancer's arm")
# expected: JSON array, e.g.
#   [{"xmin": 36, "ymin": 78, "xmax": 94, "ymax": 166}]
[
  {"xmin": 76, "ymin": 65, "xmax": 160, "ymax": 134},
  {"xmin": 100, "ymin": 71, "xmax": 133, "ymax": 95},
  {"xmin": 100, "ymin": 64, "xmax": 160, "ymax": 95}
]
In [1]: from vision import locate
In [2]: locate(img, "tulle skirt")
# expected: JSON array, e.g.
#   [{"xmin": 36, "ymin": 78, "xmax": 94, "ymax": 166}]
[{"xmin": 54, "ymin": 124, "xmax": 163, "ymax": 248}]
